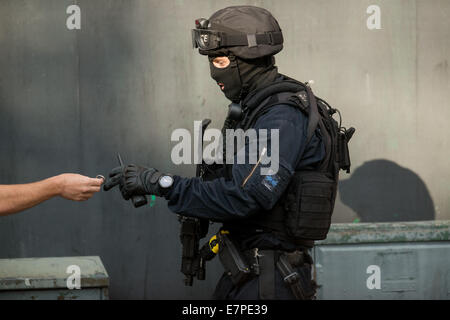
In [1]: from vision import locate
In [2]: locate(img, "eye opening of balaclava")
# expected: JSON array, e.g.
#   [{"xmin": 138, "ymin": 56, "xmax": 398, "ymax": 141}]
[
  {"xmin": 209, "ymin": 52, "xmax": 278, "ymax": 103},
  {"xmin": 209, "ymin": 53, "xmax": 244, "ymax": 103}
]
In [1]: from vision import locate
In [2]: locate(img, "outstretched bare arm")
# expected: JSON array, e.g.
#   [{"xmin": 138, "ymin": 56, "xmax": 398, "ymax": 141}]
[{"xmin": 0, "ymin": 174, "xmax": 103, "ymax": 216}]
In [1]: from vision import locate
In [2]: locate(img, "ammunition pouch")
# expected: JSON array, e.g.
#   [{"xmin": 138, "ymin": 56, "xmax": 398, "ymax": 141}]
[{"xmin": 284, "ymin": 170, "xmax": 337, "ymax": 240}]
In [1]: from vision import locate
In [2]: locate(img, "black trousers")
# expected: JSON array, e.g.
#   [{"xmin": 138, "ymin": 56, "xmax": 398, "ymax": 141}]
[{"xmin": 212, "ymin": 262, "xmax": 315, "ymax": 300}]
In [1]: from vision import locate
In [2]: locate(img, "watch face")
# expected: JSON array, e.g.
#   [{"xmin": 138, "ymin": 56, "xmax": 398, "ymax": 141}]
[{"xmin": 158, "ymin": 175, "xmax": 174, "ymax": 188}]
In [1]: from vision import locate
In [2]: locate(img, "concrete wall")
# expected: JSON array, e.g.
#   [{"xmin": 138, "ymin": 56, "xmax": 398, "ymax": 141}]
[{"xmin": 0, "ymin": 0, "xmax": 449, "ymax": 299}]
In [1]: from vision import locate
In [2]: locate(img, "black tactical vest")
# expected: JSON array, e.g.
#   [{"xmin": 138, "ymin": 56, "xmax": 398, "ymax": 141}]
[{"xmin": 199, "ymin": 75, "xmax": 354, "ymax": 249}]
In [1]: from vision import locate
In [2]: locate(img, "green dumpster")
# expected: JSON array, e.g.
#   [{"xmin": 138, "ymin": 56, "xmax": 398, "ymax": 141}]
[
  {"xmin": 314, "ymin": 220, "xmax": 450, "ymax": 299},
  {"xmin": 0, "ymin": 256, "xmax": 109, "ymax": 300}
]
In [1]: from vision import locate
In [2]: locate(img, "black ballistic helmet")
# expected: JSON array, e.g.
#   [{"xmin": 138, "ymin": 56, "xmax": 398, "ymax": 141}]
[{"xmin": 192, "ymin": 6, "xmax": 283, "ymax": 59}]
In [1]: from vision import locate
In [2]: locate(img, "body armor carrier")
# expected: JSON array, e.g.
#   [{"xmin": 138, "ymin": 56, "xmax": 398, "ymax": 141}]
[{"xmin": 200, "ymin": 75, "xmax": 355, "ymax": 247}]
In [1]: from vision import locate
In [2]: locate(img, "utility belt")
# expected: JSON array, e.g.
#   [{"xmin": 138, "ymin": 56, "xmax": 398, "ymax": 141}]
[{"xmin": 201, "ymin": 231, "xmax": 316, "ymax": 300}]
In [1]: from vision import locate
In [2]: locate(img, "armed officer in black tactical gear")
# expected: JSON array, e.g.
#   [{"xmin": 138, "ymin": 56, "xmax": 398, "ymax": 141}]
[{"xmin": 104, "ymin": 5, "xmax": 353, "ymax": 300}]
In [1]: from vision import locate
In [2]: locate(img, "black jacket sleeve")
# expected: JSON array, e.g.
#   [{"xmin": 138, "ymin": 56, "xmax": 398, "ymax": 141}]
[{"xmin": 164, "ymin": 105, "xmax": 324, "ymax": 221}]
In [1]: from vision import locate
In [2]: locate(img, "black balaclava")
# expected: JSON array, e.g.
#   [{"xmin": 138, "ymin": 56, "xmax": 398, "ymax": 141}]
[{"xmin": 209, "ymin": 52, "xmax": 279, "ymax": 103}]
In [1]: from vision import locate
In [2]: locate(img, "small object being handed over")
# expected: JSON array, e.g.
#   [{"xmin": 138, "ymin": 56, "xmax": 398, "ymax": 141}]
[{"xmin": 103, "ymin": 154, "xmax": 174, "ymax": 207}]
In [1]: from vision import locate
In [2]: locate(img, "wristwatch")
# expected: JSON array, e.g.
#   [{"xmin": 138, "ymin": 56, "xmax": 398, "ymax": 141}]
[{"xmin": 158, "ymin": 175, "xmax": 174, "ymax": 189}]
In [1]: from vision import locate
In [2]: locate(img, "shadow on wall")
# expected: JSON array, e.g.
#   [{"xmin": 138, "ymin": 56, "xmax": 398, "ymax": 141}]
[{"xmin": 339, "ymin": 159, "xmax": 435, "ymax": 222}]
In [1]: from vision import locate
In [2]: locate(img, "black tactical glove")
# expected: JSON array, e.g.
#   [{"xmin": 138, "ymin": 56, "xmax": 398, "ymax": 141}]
[{"xmin": 103, "ymin": 164, "xmax": 174, "ymax": 199}]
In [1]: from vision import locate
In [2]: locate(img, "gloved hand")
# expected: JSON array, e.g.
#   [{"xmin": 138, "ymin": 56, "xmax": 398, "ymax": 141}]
[{"xmin": 103, "ymin": 164, "xmax": 173, "ymax": 199}]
